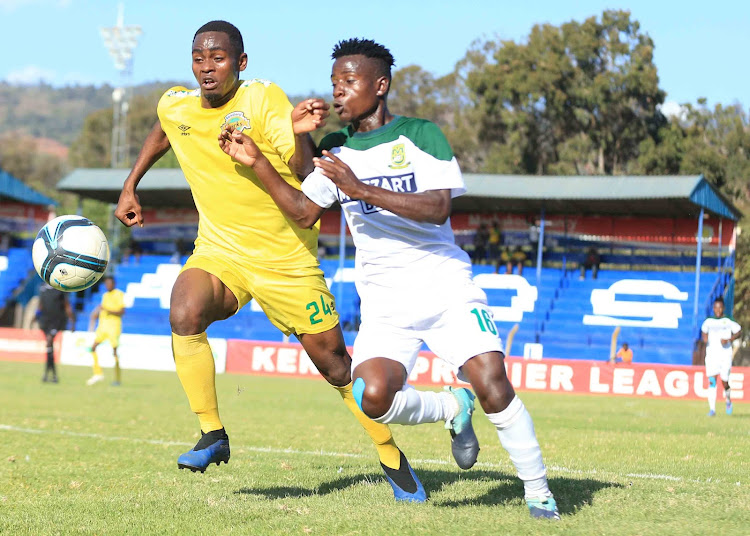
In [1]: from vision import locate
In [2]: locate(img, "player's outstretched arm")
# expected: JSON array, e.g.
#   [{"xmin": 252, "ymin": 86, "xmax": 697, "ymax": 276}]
[
  {"xmin": 288, "ymin": 99, "xmax": 330, "ymax": 179},
  {"xmin": 219, "ymin": 126, "xmax": 325, "ymax": 228},
  {"xmin": 114, "ymin": 120, "xmax": 171, "ymax": 228},
  {"xmin": 88, "ymin": 306, "xmax": 100, "ymax": 332},
  {"xmin": 315, "ymin": 150, "xmax": 452, "ymax": 224}
]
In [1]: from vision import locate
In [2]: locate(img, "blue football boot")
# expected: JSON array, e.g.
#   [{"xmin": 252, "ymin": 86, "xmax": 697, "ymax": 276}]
[
  {"xmin": 527, "ymin": 496, "xmax": 561, "ymax": 520},
  {"xmin": 177, "ymin": 429, "xmax": 230, "ymax": 473},
  {"xmin": 380, "ymin": 450, "xmax": 427, "ymax": 503},
  {"xmin": 445, "ymin": 387, "xmax": 480, "ymax": 470}
]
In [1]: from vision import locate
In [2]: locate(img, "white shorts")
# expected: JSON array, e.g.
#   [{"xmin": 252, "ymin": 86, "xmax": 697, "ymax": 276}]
[
  {"xmin": 352, "ymin": 294, "xmax": 504, "ymax": 381},
  {"xmin": 705, "ymin": 354, "xmax": 732, "ymax": 381}
]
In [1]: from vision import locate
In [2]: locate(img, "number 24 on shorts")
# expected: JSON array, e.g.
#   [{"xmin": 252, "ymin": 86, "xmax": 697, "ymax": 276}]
[
  {"xmin": 306, "ymin": 295, "xmax": 334, "ymax": 325},
  {"xmin": 471, "ymin": 307, "xmax": 498, "ymax": 335}
]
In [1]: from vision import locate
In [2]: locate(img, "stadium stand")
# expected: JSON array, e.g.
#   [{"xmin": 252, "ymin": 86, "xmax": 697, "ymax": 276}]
[
  {"xmin": 54, "ymin": 171, "xmax": 741, "ymax": 366},
  {"xmin": 68, "ymin": 250, "xmax": 719, "ymax": 366},
  {"xmin": 0, "ymin": 248, "xmax": 33, "ymax": 309}
]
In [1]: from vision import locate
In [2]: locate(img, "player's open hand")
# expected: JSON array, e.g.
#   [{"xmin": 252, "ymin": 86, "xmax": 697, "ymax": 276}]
[
  {"xmin": 114, "ymin": 189, "xmax": 144, "ymax": 228},
  {"xmin": 219, "ymin": 125, "xmax": 261, "ymax": 167},
  {"xmin": 314, "ymin": 150, "xmax": 364, "ymax": 198},
  {"xmin": 292, "ymin": 98, "xmax": 329, "ymax": 134}
]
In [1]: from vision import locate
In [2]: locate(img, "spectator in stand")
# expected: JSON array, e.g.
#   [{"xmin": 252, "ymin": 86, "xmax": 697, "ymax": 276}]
[
  {"xmin": 579, "ymin": 246, "xmax": 601, "ymax": 280},
  {"xmin": 0, "ymin": 233, "xmax": 10, "ymax": 254},
  {"xmin": 487, "ymin": 222, "xmax": 502, "ymax": 267},
  {"xmin": 615, "ymin": 342, "xmax": 633, "ymax": 364},
  {"xmin": 171, "ymin": 238, "xmax": 193, "ymax": 264},
  {"xmin": 122, "ymin": 239, "xmax": 142, "ymax": 265},
  {"xmin": 472, "ymin": 223, "xmax": 489, "ymax": 264},
  {"xmin": 498, "ymin": 246, "xmax": 526, "ymax": 276},
  {"xmin": 528, "ymin": 223, "xmax": 539, "ymax": 253},
  {"xmin": 317, "ymin": 239, "xmax": 329, "ymax": 260}
]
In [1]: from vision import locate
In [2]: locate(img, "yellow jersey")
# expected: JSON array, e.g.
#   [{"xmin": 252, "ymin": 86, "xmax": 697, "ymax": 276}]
[
  {"xmin": 157, "ymin": 80, "xmax": 318, "ymax": 269},
  {"xmin": 98, "ymin": 289, "xmax": 125, "ymax": 331}
]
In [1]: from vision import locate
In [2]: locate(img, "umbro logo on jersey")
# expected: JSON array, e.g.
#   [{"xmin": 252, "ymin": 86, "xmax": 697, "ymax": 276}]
[
  {"xmin": 339, "ymin": 172, "xmax": 417, "ymax": 214},
  {"xmin": 178, "ymin": 124, "xmax": 191, "ymax": 136}
]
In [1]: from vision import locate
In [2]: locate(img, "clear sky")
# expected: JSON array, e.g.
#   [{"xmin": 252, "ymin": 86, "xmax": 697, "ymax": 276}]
[{"xmin": 1, "ymin": 0, "xmax": 748, "ymax": 109}]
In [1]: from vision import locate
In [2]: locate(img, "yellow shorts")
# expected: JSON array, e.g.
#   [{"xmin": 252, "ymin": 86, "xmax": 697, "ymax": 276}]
[
  {"xmin": 94, "ymin": 327, "xmax": 121, "ymax": 349},
  {"xmin": 182, "ymin": 247, "xmax": 339, "ymax": 336}
]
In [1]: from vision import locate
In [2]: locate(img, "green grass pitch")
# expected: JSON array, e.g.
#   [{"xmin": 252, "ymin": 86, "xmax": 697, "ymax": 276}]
[{"xmin": 1, "ymin": 361, "xmax": 748, "ymax": 535}]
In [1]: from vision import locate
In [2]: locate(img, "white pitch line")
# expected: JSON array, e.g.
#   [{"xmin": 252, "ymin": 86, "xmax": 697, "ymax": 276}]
[{"xmin": 0, "ymin": 424, "xmax": 734, "ymax": 486}]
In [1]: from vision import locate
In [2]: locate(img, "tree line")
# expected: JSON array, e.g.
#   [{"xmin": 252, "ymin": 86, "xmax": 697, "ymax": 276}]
[{"xmin": 1, "ymin": 9, "xmax": 748, "ymax": 335}]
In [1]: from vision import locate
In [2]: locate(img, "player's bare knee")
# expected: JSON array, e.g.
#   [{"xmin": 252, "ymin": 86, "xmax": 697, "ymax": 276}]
[
  {"xmin": 319, "ymin": 354, "xmax": 352, "ymax": 386},
  {"xmin": 464, "ymin": 353, "xmax": 515, "ymax": 413},
  {"xmin": 359, "ymin": 378, "xmax": 396, "ymax": 419},
  {"xmin": 169, "ymin": 301, "xmax": 209, "ymax": 335}
]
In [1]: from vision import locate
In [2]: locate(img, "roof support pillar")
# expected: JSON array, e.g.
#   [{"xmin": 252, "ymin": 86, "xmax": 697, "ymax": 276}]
[
  {"xmin": 535, "ymin": 207, "xmax": 546, "ymax": 343},
  {"xmin": 692, "ymin": 208, "xmax": 704, "ymax": 331}
]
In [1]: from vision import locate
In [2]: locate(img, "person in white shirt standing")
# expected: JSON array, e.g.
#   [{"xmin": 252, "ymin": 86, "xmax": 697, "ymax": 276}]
[
  {"xmin": 218, "ymin": 37, "xmax": 559, "ymax": 520},
  {"xmin": 701, "ymin": 297, "xmax": 742, "ymax": 416}
]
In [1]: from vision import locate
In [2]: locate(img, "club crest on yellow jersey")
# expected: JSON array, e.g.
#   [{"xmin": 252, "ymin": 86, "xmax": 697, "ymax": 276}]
[
  {"xmin": 388, "ymin": 143, "xmax": 410, "ymax": 169},
  {"xmin": 222, "ymin": 111, "xmax": 252, "ymax": 132}
]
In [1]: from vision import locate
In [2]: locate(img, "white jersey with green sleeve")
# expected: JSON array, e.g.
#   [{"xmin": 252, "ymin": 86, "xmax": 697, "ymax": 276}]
[
  {"xmin": 301, "ymin": 116, "xmax": 476, "ymax": 310},
  {"xmin": 701, "ymin": 316, "xmax": 741, "ymax": 361}
]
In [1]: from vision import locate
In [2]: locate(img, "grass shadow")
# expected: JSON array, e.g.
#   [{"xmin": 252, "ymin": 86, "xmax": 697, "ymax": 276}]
[
  {"xmin": 235, "ymin": 473, "xmax": 380, "ymax": 500},
  {"xmin": 235, "ymin": 468, "xmax": 621, "ymax": 516}
]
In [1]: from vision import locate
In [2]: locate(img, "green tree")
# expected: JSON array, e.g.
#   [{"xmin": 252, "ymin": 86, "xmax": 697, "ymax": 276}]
[
  {"xmin": 462, "ymin": 10, "xmax": 664, "ymax": 175},
  {"xmin": 69, "ymin": 89, "xmax": 180, "ymax": 169},
  {"xmin": 0, "ymin": 134, "xmax": 67, "ymax": 192}
]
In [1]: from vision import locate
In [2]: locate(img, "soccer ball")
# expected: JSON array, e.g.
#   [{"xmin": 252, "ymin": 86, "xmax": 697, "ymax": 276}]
[{"xmin": 32, "ymin": 215, "xmax": 110, "ymax": 292}]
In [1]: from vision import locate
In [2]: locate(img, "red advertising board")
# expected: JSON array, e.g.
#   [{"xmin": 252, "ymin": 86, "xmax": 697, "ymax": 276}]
[
  {"xmin": 225, "ymin": 339, "xmax": 747, "ymax": 401},
  {"xmin": 0, "ymin": 202, "xmax": 52, "ymax": 234},
  {"xmin": 0, "ymin": 327, "xmax": 58, "ymax": 362}
]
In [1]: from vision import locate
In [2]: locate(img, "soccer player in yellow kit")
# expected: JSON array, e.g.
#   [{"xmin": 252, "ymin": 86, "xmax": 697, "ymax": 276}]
[
  {"xmin": 87, "ymin": 276, "xmax": 125, "ymax": 386},
  {"xmin": 113, "ymin": 20, "xmax": 424, "ymax": 500}
]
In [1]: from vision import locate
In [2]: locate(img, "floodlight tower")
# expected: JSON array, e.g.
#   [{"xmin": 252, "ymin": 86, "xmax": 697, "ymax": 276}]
[{"xmin": 100, "ymin": 3, "xmax": 142, "ymax": 169}]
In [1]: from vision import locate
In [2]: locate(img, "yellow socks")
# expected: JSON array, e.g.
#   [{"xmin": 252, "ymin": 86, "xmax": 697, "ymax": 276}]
[
  {"xmin": 91, "ymin": 349, "xmax": 103, "ymax": 376},
  {"xmin": 113, "ymin": 356, "xmax": 121, "ymax": 384},
  {"xmin": 172, "ymin": 332, "xmax": 223, "ymax": 433},
  {"xmin": 334, "ymin": 382, "xmax": 402, "ymax": 469}
]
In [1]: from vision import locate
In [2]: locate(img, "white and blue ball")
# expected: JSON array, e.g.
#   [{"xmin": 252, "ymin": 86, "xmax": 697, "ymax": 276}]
[{"xmin": 32, "ymin": 215, "xmax": 110, "ymax": 292}]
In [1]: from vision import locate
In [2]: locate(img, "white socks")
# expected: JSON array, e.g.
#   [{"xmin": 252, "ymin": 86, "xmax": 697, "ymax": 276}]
[
  {"xmin": 374, "ymin": 384, "xmax": 458, "ymax": 425},
  {"xmin": 708, "ymin": 385, "xmax": 717, "ymax": 412},
  {"xmin": 486, "ymin": 396, "xmax": 551, "ymax": 499},
  {"xmin": 374, "ymin": 387, "xmax": 551, "ymax": 501}
]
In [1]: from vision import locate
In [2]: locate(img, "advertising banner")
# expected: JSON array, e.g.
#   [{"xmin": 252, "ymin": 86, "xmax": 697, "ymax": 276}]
[
  {"xmin": 59, "ymin": 331, "xmax": 227, "ymax": 373},
  {"xmin": 225, "ymin": 339, "xmax": 747, "ymax": 401},
  {"xmin": 0, "ymin": 327, "xmax": 55, "ymax": 362}
]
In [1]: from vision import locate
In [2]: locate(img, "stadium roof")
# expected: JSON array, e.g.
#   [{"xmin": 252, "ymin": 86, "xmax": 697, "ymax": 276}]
[
  {"xmin": 0, "ymin": 168, "xmax": 57, "ymax": 206},
  {"xmin": 454, "ymin": 174, "xmax": 742, "ymax": 220},
  {"xmin": 57, "ymin": 169, "xmax": 742, "ymax": 221}
]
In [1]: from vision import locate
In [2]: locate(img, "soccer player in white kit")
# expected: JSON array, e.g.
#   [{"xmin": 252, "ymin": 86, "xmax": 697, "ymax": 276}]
[
  {"xmin": 701, "ymin": 297, "xmax": 742, "ymax": 416},
  {"xmin": 219, "ymin": 38, "xmax": 559, "ymax": 519}
]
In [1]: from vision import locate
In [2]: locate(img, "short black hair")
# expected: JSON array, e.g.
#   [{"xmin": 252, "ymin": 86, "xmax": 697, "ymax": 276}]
[
  {"xmin": 714, "ymin": 296, "xmax": 725, "ymax": 304},
  {"xmin": 103, "ymin": 275, "xmax": 114, "ymax": 282},
  {"xmin": 194, "ymin": 20, "xmax": 244, "ymax": 59},
  {"xmin": 332, "ymin": 38, "xmax": 395, "ymax": 79}
]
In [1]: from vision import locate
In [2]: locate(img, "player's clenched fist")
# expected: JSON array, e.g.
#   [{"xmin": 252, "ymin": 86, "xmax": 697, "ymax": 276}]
[{"xmin": 114, "ymin": 189, "xmax": 144, "ymax": 228}]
